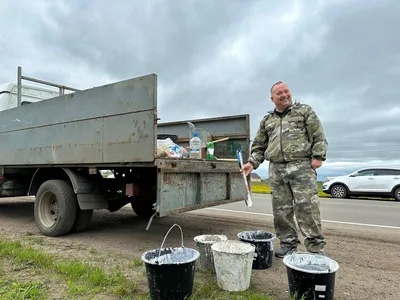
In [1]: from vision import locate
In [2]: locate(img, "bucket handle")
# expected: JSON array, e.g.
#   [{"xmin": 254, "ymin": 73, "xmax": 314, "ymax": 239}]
[{"xmin": 157, "ymin": 223, "xmax": 184, "ymax": 261}]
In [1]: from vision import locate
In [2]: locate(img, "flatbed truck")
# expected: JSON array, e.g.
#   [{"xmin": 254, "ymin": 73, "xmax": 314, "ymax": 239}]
[{"xmin": 0, "ymin": 67, "xmax": 250, "ymax": 237}]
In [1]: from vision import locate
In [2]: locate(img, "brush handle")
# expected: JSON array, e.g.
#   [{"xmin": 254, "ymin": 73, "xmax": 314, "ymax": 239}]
[{"xmin": 236, "ymin": 150, "xmax": 253, "ymax": 208}]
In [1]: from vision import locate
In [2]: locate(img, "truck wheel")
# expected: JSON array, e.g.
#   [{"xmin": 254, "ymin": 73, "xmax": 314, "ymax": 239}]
[
  {"xmin": 131, "ymin": 197, "xmax": 156, "ymax": 218},
  {"xmin": 71, "ymin": 208, "xmax": 93, "ymax": 233},
  {"xmin": 34, "ymin": 179, "xmax": 77, "ymax": 237}
]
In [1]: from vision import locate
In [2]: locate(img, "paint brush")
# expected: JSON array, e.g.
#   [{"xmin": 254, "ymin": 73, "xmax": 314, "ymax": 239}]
[{"xmin": 236, "ymin": 149, "xmax": 253, "ymax": 208}]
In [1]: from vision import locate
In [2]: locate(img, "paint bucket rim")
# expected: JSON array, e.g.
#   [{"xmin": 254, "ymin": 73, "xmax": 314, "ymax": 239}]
[
  {"xmin": 194, "ymin": 234, "xmax": 228, "ymax": 244},
  {"xmin": 237, "ymin": 230, "xmax": 276, "ymax": 242},
  {"xmin": 141, "ymin": 247, "xmax": 200, "ymax": 266},
  {"xmin": 211, "ymin": 240, "xmax": 255, "ymax": 255},
  {"xmin": 283, "ymin": 252, "xmax": 339, "ymax": 274}
]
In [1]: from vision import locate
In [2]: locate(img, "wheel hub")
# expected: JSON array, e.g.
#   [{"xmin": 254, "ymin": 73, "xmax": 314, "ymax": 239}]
[
  {"xmin": 332, "ymin": 186, "xmax": 345, "ymax": 197},
  {"xmin": 39, "ymin": 191, "xmax": 59, "ymax": 228}
]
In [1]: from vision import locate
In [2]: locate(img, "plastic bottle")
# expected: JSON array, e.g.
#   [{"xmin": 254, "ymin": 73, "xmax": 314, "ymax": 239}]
[
  {"xmin": 206, "ymin": 139, "xmax": 215, "ymax": 160},
  {"xmin": 189, "ymin": 132, "xmax": 202, "ymax": 159}
]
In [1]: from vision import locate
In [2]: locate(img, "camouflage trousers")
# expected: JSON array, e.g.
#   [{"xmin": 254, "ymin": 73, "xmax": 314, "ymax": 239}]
[{"xmin": 269, "ymin": 160, "xmax": 325, "ymax": 252}]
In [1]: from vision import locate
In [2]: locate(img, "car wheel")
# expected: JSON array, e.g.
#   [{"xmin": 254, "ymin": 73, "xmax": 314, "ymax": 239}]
[
  {"xmin": 394, "ymin": 187, "xmax": 400, "ymax": 201},
  {"xmin": 330, "ymin": 184, "xmax": 347, "ymax": 198}
]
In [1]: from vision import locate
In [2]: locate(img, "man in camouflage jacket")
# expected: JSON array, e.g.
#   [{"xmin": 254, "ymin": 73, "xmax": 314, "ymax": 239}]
[{"xmin": 242, "ymin": 81, "xmax": 328, "ymax": 257}]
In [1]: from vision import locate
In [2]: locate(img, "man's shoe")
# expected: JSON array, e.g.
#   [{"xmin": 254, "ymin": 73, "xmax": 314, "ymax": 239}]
[{"xmin": 275, "ymin": 246, "xmax": 297, "ymax": 258}]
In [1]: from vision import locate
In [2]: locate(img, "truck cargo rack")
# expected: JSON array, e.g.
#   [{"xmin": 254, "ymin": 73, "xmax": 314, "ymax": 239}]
[{"xmin": 17, "ymin": 66, "xmax": 81, "ymax": 107}]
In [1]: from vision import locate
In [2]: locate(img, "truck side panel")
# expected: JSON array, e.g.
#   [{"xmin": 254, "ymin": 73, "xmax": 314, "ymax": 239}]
[
  {"xmin": 154, "ymin": 159, "xmax": 249, "ymax": 217},
  {"xmin": 0, "ymin": 74, "xmax": 157, "ymax": 166}
]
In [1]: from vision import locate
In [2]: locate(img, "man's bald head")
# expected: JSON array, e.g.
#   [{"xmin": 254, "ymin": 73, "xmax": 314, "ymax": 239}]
[
  {"xmin": 270, "ymin": 81, "xmax": 287, "ymax": 95},
  {"xmin": 270, "ymin": 81, "xmax": 292, "ymax": 112}
]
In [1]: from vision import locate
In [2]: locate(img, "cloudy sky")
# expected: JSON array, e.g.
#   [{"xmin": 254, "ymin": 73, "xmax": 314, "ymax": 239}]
[{"xmin": 1, "ymin": 0, "xmax": 399, "ymax": 180}]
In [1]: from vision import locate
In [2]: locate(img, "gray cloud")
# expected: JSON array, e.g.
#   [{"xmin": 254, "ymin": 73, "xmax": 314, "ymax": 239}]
[
  {"xmin": 0, "ymin": 0, "xmax": 398, "ymax": 179},
  {"xmin": 250, "ymin": 0, "xmax": 400, "ymax": 167}
]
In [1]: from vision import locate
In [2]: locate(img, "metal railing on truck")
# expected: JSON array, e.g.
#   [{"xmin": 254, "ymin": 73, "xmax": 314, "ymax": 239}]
[{"xmin": 16, "ymin": 66, "xmax": 81, "ymax": 107}]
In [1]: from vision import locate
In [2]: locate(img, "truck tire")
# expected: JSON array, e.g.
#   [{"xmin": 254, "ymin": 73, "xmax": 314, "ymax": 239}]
[
  {"xmin": 131, "ymin": 197, "xmax": 156, "ymax": 218},
  {"xmin": 71, "ymin": 208, "xmax": 93, "ymax": 233},
  {"xmin": 34, "ymin": 179, "xmax": 77, "ymax": 237}
]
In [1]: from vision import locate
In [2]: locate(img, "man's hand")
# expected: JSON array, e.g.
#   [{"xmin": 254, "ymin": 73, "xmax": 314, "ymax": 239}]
[
  {"xmin": 311, "ymin": 159, "xmax": 322, "ymax": 169},
  {"xmin": 241, "ymin": 162, "xmax": 254, "ymax": 176}
]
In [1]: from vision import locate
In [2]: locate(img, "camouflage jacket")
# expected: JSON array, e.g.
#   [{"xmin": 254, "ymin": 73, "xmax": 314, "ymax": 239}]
[{"xmin": 247, "ymin": 102, "xmax": 328, "ymax": 169}]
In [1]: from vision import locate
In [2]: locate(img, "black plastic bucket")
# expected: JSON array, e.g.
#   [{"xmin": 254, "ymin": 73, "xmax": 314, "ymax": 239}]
[
  {"xmin": 141, "ymin": 224, "xmax": 200, "ymax": 300},
  {"xmin": 237, "ymin": 230, "xmax": 276, "ymax": 269},
  {"xmin": 283, "ymin": 252, "xmax": 339, "ymax": 300}
]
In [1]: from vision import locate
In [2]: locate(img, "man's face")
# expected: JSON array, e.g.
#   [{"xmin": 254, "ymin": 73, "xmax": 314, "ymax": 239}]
[{"xmin": 270, "ymin": 82, "xmax": 292, "ymax": 111}]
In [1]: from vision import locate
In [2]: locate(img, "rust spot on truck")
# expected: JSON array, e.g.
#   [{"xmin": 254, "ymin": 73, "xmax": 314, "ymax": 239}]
[
  {"xmin": 107, "ymin": 135, "xmax": 132, "ymax": 146},
  {"xmin": 140, "ymin": 133, "xmax": 149, "ymax": 139},
  {"xmin": 30, "ymin": 146, "xmax": 43, "ymax": 151},
  {"xmin": 30, "ymin": 144, "xmax": 63, "ymax": 151},
  {"xmin": 29, "ymin": 142, "xmax": 102, "ymax": 152}
]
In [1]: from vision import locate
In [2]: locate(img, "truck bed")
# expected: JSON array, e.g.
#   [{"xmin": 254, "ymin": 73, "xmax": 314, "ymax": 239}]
[{"xmin": 0, "ymin": 73, "xmax": 250, "ymax": 168}]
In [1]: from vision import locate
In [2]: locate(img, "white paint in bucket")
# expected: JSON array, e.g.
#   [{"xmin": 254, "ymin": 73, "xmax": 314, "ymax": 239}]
[
  {"xmin": 194, "ymin": 234, "xmax": 228, "ymax": 271},
  {"xmin": 194, "ymin": 234, "xmax": 228, "ymax": 244},
  {"xmin": 141, "ymin": 247, "xmax": 200, "ymax": 265},
  {"xmin": 283, "ymin": 252, "xmax": 339, "ymax": 274},
  {"xmin": 211, "ymin": 240, "xmax": 255, "ymax": 292}
]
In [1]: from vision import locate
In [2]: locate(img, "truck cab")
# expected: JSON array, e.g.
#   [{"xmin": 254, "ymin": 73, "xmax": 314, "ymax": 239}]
[{"xmin": 0, "ymin": 82, "xmax": 61, "ymax": 111}]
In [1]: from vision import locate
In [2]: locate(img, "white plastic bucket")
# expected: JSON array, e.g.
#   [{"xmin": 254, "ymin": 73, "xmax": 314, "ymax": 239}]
[
  {"xmin": 194, "ymin": 234, "xmax": 228, "ymax": 272},
  {"xmin": 211, "ymin": 240, "xmax": 255, "ymax": 292}
]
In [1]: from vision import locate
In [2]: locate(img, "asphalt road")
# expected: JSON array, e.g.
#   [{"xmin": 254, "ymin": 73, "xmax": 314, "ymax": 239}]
[{"xmin": 201, "ymin": 193, "xmax": 400, "ymax": 228}]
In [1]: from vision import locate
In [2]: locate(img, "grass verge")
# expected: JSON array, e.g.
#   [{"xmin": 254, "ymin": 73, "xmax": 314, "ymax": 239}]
[
  {"xmin": 0, "ymin": 238, "xmax": 141, "ymax": 299},
  {"xmin": 0, "ymin": 279, "xmax": 45, "ymax": 300},
  {"xmin": 251, "ymin": 181, "xmax": 330, "ymax": 197}
]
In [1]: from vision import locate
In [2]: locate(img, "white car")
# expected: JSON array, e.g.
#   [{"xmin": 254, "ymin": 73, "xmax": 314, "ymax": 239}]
[{"xmin": 322, "ymin": 167, "xmax": 400, "ymax": 201}]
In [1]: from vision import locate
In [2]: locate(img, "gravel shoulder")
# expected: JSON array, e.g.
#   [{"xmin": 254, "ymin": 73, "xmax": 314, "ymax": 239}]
[{"xmin": 1, "ymin": 197, "xmax": 399, "ymax": 300}]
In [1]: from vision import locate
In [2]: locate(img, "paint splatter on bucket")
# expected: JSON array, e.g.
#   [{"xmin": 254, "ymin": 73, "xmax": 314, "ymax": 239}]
[
  {"xmin": 194, "ymin": 234, "xmax": 228, "ymax": 272},
  {"xmin": 237, "ymin": 230, "xmax": 276, "ymax": 269},
  {"xmin": 141, "ymin": 224, "xmax": 200, "ymax": 300},
  {"xmin": 283, "ymin": 252, "xmax": 339, "ymax": 300},
  {"xmin": 211, "ymin": 240, "xmax": 255, "ymax": 292}
]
